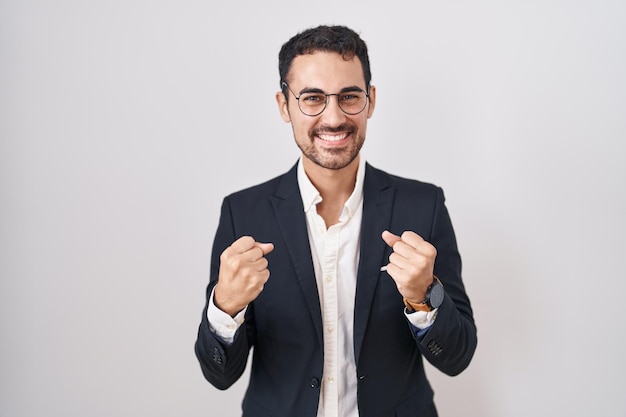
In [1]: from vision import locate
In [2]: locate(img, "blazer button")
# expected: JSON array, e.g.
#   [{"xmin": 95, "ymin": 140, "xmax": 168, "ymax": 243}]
[
  {"xmin": 427, "ymin": 340, "xmax": 443, "ymax": 356},
  {"xmin": 212, "ymin": 347, "xmax": 223, "ymax": 365},
  {"xmin": 310, "ymin": 377, "xmax": 320, "ymax": 388}
]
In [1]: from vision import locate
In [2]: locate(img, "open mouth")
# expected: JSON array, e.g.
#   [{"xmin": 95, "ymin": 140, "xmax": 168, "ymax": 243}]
[{"xmin": 317, "ymin": 132, "xmax": 350, "ymax": 142}]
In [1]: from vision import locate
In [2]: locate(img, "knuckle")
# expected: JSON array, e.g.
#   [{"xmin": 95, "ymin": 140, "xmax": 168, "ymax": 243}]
[
  {"xmin": 240, "ymin": 235, "xmax": 254, "ymax": 245},
  {"xmin": 219, "ymin": 248, "xmax": 231, "ymax": 263},
  {"xmin": 231, "ymin": 257, "xmax": 244, "ymax": 270}
]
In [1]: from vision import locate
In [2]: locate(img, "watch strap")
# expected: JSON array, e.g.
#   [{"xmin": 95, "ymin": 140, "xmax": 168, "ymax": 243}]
[
  {"xmin": 403, "ymin": 276, "xmax": 443, "ymax": 313},
  {"xmin": 403, "ymin": 297, "xmax": 431, "ymax": 313}
]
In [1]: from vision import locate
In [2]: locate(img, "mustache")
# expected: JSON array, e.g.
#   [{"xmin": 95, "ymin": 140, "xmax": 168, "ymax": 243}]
[{"xmin": 312, "ymin": 124, "xmax": 356, "ymax": 135}]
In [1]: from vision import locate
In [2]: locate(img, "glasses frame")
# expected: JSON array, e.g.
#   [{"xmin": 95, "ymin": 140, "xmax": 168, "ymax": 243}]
[{"xmin": 282, "ymin": 82, "xmax": 370, "ymax": 117}]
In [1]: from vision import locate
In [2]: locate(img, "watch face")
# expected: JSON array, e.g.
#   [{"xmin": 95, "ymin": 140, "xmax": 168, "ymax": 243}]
[{"xmin": 429, "ymin": 283, "xmax": 445, "ymax": 309}]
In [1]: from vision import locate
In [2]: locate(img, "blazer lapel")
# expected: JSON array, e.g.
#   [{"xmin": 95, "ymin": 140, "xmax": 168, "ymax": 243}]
[
  {"xmin": 269, "ymin": 163, "xmax": 324, "ymax": 348},
  {"xmin": 354, "ymin": 164, "xmax": 394, "ymax": 365}
]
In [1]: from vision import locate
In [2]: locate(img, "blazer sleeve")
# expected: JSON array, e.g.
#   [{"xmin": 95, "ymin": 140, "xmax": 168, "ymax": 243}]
[
  {"xmin": 417, "ymin": 187, "xmax": 477, "ymax": 376},
  {"xmin": 194, "ymin": 196, "xmax": 256, "ymax": 390}
]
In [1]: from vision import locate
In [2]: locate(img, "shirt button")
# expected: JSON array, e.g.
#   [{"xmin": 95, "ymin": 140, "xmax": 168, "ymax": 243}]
[
  {"xmin": 326, "ymin": 376, "xmax": 334, "ymax": 383},
  {"xmin": 325, "ymin": 275, "xmax": 333, "ymax": 282},
  {"xmin": 326, "ymin": 326, "xmax": 334, "ymax": 333}
]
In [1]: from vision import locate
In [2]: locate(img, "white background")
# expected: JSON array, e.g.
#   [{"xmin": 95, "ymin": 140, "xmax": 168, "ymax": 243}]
[{"xmin": 1, "ymin": 1, "xmax": 625, "ymax": 416}]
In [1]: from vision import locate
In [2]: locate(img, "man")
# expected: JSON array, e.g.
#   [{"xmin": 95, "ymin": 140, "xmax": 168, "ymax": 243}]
[{"xmin": 195, "ymin": 25, "xmax": 477, "ymax": 417}]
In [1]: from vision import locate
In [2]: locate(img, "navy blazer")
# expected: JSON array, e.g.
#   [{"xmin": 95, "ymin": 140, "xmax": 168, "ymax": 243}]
[{"xmin": 195, "ymin": 162, "xmax": 477, "ymax": 417}]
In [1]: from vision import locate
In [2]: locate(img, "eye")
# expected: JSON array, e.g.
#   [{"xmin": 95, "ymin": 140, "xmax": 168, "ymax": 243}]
[
  {"xmin": 339, "ymin": 92, "xmax": 362, "ymax": 103},
  {"xmin": 300, "ymin": 93, "xmax": 325, "ymax": 104}
]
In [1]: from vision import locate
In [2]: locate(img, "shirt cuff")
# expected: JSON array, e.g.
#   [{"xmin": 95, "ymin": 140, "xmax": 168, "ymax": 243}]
[
  {"xmin": 207, "ymin": 288, "xmax": 247, "ymax": 345},
  {"xmin": 405, "ymin": 308, "xmax": 438, "ymax": 330}
]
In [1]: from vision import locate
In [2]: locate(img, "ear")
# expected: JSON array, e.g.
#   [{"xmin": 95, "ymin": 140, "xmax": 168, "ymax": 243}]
[
  {"xmin": 366, "ymin": 85, "xmax": 376, "ymax": 119},
  {"xmin": 276, "ymin": 91, "xmax": 291, "ymax": 122}
]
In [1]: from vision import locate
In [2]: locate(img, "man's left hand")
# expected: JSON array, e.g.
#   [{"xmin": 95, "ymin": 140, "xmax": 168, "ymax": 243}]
[{"xmin": 381, "ymin": 230, "xmax": 437, "ymax": 303}]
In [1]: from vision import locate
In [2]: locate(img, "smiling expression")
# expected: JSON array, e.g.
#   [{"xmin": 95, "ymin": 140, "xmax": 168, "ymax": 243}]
[{"xmin": 276, "ymin": 51, "xmax": 376, "ymax": 171}]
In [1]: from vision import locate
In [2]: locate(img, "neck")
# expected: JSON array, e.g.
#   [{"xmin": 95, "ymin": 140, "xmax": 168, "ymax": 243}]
[{"xmin": 302, "ymin": 155, "xmax": 360, "ymax": 228}]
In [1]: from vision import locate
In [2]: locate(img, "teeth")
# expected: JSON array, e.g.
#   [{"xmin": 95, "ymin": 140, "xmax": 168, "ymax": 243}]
[{"xmin": 318, "ymin": 133, "xmax": 347, "ymax": 142}]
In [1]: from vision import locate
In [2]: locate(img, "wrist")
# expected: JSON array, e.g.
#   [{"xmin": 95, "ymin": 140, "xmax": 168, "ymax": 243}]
[
  {"xmin": 403, "ymin": 276, "xmax": 444, "ymax": 313},
  {"xmin": 213, "ymin": 286, "xmax": 245, "ymax": 317}
]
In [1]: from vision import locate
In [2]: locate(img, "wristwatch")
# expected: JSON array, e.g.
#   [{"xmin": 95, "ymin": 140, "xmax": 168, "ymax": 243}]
[{"xmin": 403, "ymin": 276, "xmax": 444, "ymax": 313}]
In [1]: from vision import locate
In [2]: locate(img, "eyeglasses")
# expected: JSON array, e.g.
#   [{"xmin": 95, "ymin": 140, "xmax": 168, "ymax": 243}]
[{"xmin": 282, "ymin": 82, "xmax": 370, "ymax": 117}]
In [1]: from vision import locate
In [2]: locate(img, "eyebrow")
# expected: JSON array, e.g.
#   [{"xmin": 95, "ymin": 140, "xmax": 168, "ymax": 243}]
[{"xmin": 298, "ymin": 85, "xmax": 365, "ymax": 95}]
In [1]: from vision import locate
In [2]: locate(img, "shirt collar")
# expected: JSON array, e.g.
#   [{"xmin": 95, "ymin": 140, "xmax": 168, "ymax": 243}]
[{"xmin": 297, "ymin": 156, "xmax": 366, "ymax": 218}]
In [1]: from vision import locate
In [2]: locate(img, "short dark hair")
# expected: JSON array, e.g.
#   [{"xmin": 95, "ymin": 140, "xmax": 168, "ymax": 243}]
[{"xmin": 278, "ymin": 25, "xmax": 372, "ymax": 96}]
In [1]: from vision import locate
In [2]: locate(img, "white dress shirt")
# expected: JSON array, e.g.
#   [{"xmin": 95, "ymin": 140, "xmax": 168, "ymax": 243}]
[
  {"xmin": 207, "ymin": 156, "xmax": 437, "ymax": 417},
  {"xmin": 298, "ymin": 157, "xmax": 364, "ymax": 417}
]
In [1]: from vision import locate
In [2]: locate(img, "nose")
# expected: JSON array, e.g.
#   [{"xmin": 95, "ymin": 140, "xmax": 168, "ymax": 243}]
[{"xmin": 321, "ymin": 94, "xmax": 347, "ymax": 125}]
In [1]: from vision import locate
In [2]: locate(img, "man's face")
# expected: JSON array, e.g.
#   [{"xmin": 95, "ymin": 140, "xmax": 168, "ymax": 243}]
[{"xmin": 276, "ymin": 51, "xmax": 376, "ymax": 171}]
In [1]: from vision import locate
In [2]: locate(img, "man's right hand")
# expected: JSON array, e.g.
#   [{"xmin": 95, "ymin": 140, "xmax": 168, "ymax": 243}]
[{"xmin": 213, "ymin": 236, "xmax": 274, "ymax": 317}]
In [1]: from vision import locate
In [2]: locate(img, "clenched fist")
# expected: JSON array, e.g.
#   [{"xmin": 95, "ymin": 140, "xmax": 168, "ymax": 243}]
[
  {"xmin": 214, "ymin": 236, "xmax": 274, "ymax": 317},
  {"xmin": 381, "ymin": 230, "xmax": 437, "ymax": 303}
]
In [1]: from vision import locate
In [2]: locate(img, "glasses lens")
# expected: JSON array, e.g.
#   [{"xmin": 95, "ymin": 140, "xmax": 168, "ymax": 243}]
[
  {"xmin": 338, "ymin": 91, "xmax": 367, "ymax": 115},
  {"xmin": 298, "ymin": 93, "xmax": 327, "ymax": 116}
]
